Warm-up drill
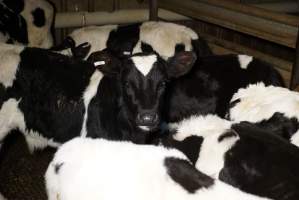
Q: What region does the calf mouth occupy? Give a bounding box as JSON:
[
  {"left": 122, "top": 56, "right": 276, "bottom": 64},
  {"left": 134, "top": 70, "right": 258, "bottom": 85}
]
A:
[{"left": 137, "top": 124, "right": 159, "bottom": 132}]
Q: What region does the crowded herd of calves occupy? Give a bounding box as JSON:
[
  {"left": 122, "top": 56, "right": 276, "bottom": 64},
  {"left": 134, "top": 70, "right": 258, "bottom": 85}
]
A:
[{"left": 1, "top": 17, "right": 299, "bottom": 200}]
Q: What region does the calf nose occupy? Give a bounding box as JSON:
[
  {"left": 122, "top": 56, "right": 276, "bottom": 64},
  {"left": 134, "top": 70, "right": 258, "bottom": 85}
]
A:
[{"left": 137, "top": 113, "right": 158, "bottom": 125}]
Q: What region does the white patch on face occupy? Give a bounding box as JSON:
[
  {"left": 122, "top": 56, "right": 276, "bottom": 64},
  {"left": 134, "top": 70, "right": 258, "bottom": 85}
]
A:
[
  {"left": 290, "top": 130, "right": 299, "bottom": 147},
  {"left": 138, "top": 126, "right": 150, "bottom": 131},
  {"left": 20, "top": 0, "right": 54, "bottom": 48},
  {"left": 25, "top": 130, "right": 60, "bottom": 152},
  {"left": 229, "top": 83, "right": 299, "bottom": 123},
  {"left": 80, "top": 70, "right": 104, "bottom": 137},
  {"left": 131, "top": 55, "right": 157, "bottom": 76},
  {"left": 0, "top": 44, "right": 24, "bottom": 88},
  {"left": 68, "top": 25, "right": 118, "bottom": 59},
  {"left": 133, "top": 21, "right": 198, "bottom": 59},
  {"left": 0, "top": 98, "right": 26, "bottom": 141},
  {"left": 238, "top": 55, "right": 253, "bottom": 69}
]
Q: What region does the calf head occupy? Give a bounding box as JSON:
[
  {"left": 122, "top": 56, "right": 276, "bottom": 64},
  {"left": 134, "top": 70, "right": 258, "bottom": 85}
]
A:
[{"left": 88, "top": 50, "right": 196, "bottom": 133}]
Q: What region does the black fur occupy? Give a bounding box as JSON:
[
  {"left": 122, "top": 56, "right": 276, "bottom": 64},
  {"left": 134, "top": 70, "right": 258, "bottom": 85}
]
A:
[
  {"left": 165, "top": 157, "right": 214, "bottom": 193},
  {"left": 54, "top": 162, "right": 64, "bottom": 174},
  {"left": 161, "top": 135, "right": 203, "bottom": 164},
  {"left": 218, "top": 130, "right": 238, "bottom": 142},
  {"left": 31, "top": 7, "right": 45, "bottom": 27},
  {"left": 219, "top": 122, "right": 299, "bottom": 200},
  {"left": 251, "top": 112, "right": 299, "bottom": 141},
  {"left": 164, "top": 54, "right": 285, "bottom": 123}
]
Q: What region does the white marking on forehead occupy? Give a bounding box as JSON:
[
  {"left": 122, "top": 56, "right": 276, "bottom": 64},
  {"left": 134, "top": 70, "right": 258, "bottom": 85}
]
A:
[
  {"left": 238, "top": 55, "right": 253, "bottom": 69},
  {"left": 131, "top": 55, "right": 157, "bottom": 76},
  {"left": 139, "top": 126, "right": 150, "bottom": 131}
]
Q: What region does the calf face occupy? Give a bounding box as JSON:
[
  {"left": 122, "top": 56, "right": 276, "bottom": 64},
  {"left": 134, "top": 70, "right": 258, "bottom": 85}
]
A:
[{"left": 88, "top": 51, "right": 196, "bottom": 133}]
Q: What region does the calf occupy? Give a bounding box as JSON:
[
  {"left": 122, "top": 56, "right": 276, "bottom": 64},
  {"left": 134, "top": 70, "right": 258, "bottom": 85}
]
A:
[
  {"left": 161, "top": 115, "right": 299, "bottom": 200},
  {"left": 0, "top": 0, "right": 55, "bottom": 48},
  {"left": 45, "top": 137, "right": 271, "bottom": 200},
  {"left": 53, "top": 21, "right": 212, "bottom": 59},
  {"left": 0, "top": 44, "right": 195, "bottom": 151},
  {"left": 227, "top": 83, "right": 299, "bottom": 146},
  {"left": 163, "top": 54, "right": 285, "bottom": 123}
]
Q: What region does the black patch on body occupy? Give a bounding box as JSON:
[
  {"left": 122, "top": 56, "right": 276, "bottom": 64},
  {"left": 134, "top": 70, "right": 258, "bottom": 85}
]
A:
[
  {"left": 31, "top": 8, "right": 46, "bottom": 27},
  {"left": 54, "top": 162, "right": 64, "bottom": 174},
  {"left": 219, "top": 122, "right": 299, "bottom": 200},
  {"left": 141, "top": 42, "right": 154, "bottom": 53},
  {"left": 218, "top": 130, "right": 238, "bottom": 142},
  {"left": 164, "top": 54, "right": 285, "bottom": 122},
  {"left": 7, "top": 47, "right": 96, "bottom": 143},
  {"left": 165, "top": 157, "right": 214, "bottom": 193},
  {"left": 161, "top": 135, "right": 203, "bottom": 164}
]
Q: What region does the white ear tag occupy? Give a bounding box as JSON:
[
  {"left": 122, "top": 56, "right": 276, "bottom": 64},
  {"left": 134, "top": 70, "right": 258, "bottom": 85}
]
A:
[
  {"left": 94, "top": 61, "right": 105, "bottom": 67},
  {"left": 123, "top": 51, "right": 131, "bottom": 55}
]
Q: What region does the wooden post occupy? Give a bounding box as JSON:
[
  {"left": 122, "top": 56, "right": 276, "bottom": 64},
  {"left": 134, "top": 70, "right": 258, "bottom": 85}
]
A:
[
  {"left": 290, "top": 28, "right": 299, "bottom": 90},
  {"left": 149, "top": 0, "right": 158, "bottom": 21}
]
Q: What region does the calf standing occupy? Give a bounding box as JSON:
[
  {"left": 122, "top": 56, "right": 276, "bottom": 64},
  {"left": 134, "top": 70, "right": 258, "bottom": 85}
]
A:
[{"left": 0, "top": 44, "right": 196, "bottom": 151}]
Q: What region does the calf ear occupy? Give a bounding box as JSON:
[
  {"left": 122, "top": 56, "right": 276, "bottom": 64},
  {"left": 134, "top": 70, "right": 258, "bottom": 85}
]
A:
[
  {"left": 167, "top": 51, "right": 197, "bottom": 78},
  {"left": 87, "top": 50, "right": 120, "bottom": 77}
]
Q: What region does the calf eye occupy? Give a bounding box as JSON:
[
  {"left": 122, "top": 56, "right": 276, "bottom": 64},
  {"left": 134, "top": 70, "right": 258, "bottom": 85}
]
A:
[{"left": 124, "top": 81, "right": 130, "bottom": 89}]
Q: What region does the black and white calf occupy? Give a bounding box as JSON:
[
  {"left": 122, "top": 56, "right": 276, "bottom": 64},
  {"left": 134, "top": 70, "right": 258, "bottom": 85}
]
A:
[
  {"left": 227, "top": 83, "right": 299, "bottom": 146},
  {"left": 45, "top": 137, "right": 271, "bottom": 200},
  {"left": 163, "top": 54, "right": 285, "bottom": 123},
  {"left": 0, "top": 44, "right": 195, "bottom": 150},
  {"left": 0, "top": 0, "right": 55, "bottom": 48},
  {"left": 53, "top": 21, "right": 212, "bottom": 59},
  {"left": 162, "top": 115, "right": 299, "bottom": 200}
]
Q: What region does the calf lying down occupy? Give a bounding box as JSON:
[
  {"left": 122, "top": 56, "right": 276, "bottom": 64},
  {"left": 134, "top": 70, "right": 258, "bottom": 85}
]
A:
[
  {"left": 164, "top": 115, "right": 299, "bottom": 200},
  {"left": 45, "top": 138, "right": 270, "bottom": 200},
  {"left": 227, "top": 83, "right": 299, "bottom": 146}
]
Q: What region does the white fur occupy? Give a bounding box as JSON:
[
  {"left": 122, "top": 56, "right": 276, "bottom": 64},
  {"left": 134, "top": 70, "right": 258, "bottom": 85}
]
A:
[
  {"left": 171, "top": 115, "right": 239, "bottom": 178},
  {"left": 80, "top": 70, "right": 104, "bottom": 137},
  {"left": 0, "top": 193, "right": 6, "bottom": 200},
  {"left": 173, "top": 114, "right": 232, "bottom": 141},
  {"left": 133, "top": 21, "right": 198, "bottom": 59},
  {"left": 68, "top": 25, "right": 117, "bottom": 59},
  {"left": 45, "top": 138, "right": 270, "bottom": 200},
  {"left": 0, "top": 44, "right": 24, "bottom": 88},
  {"left": 25, "top": 130, "right": 60, "bottom": 152},
  {"left": 131, "top": 54, "right": 157, "bottom": 76},
  {"left": 0, "top": 32, "right": 9, "bottom": 43},
  {"left": 229, "top": 83, "right": 299, "bottom": 146},
  {"left": 20, "top": 0, "right": 54, "bottom": 48},
  {"left": 238, "top": 55, "right": 253, "bottom": 69},
  {"left": 0, "top": 98, "right": 25, "bottom": 141}
]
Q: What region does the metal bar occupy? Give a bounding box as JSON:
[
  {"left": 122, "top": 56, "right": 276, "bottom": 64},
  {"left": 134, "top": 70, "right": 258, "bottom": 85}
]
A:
[
  {"left": 149, "top": 0, "right": 158, "bottom": 21},
  {"left": 290, "top": 27, "right": 299, "bottom": 89},
  {"left": 54, "top": 9, "right": 189, "bottom": 28},
  {"left": 158, "top": 0, "right": 298, "bottom": 48}
]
